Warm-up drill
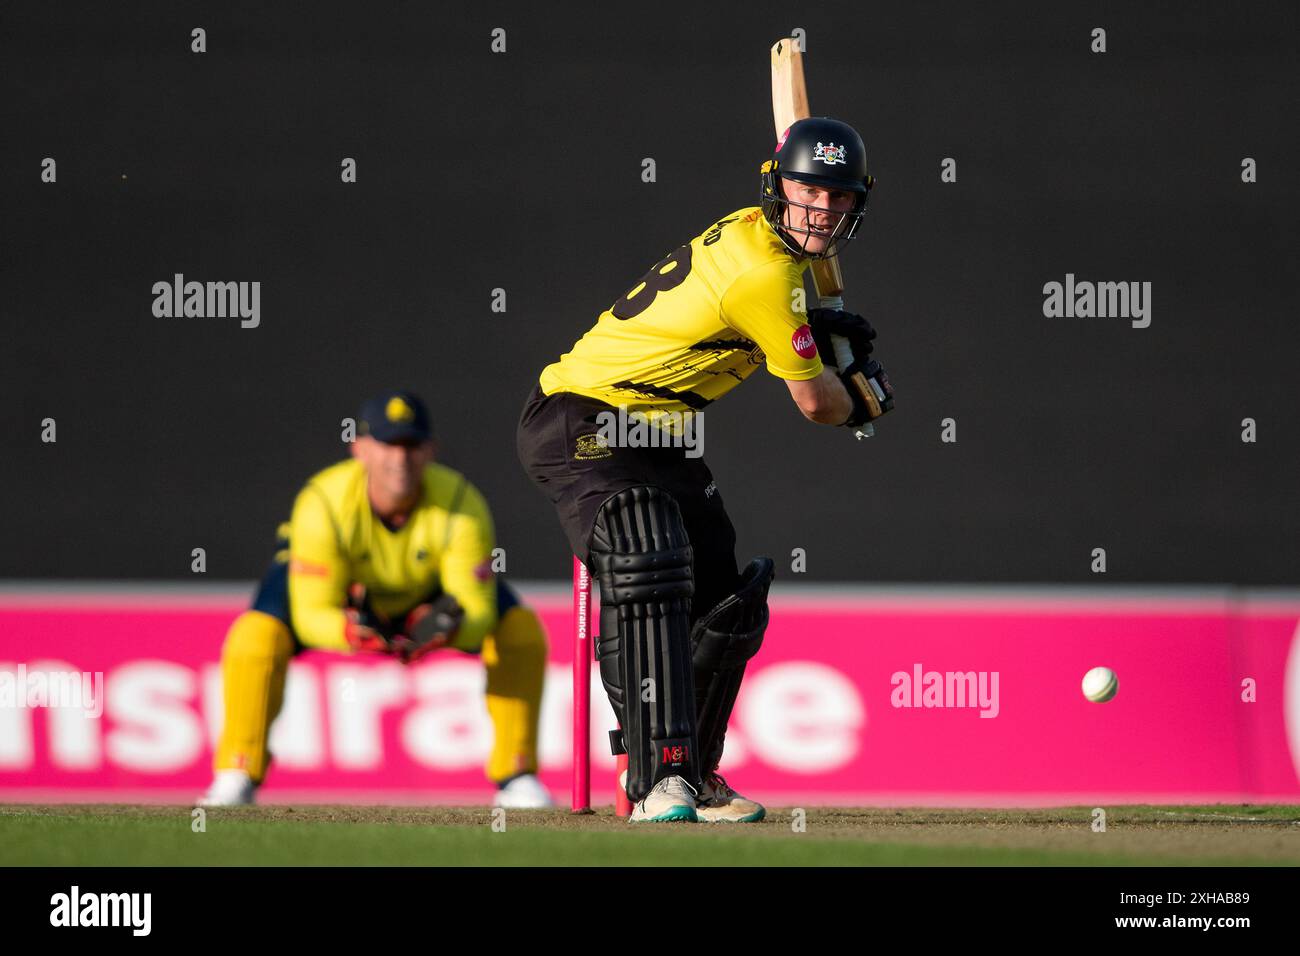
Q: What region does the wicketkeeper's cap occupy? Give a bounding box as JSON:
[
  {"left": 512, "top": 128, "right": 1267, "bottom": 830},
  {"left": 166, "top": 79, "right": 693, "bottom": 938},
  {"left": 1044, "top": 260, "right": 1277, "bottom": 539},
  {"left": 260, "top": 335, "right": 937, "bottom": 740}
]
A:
[{"left": 357, "top": 390, "right": 433, "bottom": 444}]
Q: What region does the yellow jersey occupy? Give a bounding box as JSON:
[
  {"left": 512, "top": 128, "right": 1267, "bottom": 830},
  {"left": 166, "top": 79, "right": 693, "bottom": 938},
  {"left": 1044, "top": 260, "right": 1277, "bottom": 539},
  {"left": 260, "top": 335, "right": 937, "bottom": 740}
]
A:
[
  {"left": 539, "top": 207, "right": 823, "bottom": 421},
  {"left": 284, "top": 459, "right": 496, "bottom": 652}
]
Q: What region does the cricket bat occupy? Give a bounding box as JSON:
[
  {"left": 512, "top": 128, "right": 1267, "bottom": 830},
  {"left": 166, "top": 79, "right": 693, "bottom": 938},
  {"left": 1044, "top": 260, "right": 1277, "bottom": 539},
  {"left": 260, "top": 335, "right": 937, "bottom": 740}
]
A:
[{"left": 770, "top": 36, "right": 876, "bottom": 439}]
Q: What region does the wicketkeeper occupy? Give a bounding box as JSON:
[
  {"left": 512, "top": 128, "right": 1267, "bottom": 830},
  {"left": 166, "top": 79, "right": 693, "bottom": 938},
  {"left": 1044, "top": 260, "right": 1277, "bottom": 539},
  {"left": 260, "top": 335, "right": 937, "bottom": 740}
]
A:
[
  {"left": 201, "top": 390, "right": 553, "bottom": 808},
  {"left": 516, "top": 117, "right": 891, "bottom": 822}
]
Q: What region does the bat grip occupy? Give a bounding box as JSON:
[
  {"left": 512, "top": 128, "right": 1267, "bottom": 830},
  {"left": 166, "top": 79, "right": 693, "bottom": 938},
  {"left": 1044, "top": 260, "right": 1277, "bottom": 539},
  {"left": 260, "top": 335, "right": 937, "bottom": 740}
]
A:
[
  {"left": 830, "top": 334, "right": 855, "bottom": 371},
  {"left": 819, "top": 298, "right": 874, "bottom": 440},
  {"left": 819, "top": 296, "right": 857, "bottom": 373}
]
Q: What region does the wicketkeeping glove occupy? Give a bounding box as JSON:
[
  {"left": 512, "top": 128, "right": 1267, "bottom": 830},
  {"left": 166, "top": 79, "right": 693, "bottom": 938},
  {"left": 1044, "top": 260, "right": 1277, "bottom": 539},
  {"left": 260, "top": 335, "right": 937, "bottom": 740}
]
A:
[
  {"left": 343, "top": 583, "right": 404, "bottom": 656},
  {"left": 398, "top": 593, "right": 465, "bottom": 664},
  {"left": 807, "top": 308, "right": 877, "bottom": 366},
  {"left": 344, "top": 609, "right": 401, "bottom": 655}
]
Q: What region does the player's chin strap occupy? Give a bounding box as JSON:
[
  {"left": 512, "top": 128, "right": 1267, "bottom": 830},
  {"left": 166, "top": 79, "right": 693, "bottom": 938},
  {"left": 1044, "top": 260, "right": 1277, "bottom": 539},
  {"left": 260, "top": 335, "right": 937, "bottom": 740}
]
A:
[
  {"left": 759, "top": 160, "right": 871, "bottom": 260},
  {"left": 689, "top": 556, "right": 775, "bottom": 775}
]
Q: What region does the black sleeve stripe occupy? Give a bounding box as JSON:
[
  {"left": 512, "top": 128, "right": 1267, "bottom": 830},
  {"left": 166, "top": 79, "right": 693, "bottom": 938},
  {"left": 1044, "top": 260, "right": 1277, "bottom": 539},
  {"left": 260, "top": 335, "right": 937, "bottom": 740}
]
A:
[
  {"left": 686, "top": 337, "right": 756, "bottom": 352},
  {"left": 611, "top": 380, "right": 713, "bottom": 410}
]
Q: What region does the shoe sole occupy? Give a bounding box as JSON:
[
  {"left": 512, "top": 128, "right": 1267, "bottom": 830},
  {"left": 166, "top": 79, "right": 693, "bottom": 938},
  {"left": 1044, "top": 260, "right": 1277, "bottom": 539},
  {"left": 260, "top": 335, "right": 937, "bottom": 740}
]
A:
[
  {"left": 696, "top": 807, "right": 766, "bottom": 823},
  {"left": 630, "top": 805, "right": 698, "bottom": 823}
]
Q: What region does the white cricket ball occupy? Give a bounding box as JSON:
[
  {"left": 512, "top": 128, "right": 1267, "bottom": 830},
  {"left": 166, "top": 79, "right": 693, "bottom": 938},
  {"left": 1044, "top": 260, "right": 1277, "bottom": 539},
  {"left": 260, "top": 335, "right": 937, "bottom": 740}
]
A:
[{"left": 1081, "top": 666, "right": 1119, "bottom": 703}]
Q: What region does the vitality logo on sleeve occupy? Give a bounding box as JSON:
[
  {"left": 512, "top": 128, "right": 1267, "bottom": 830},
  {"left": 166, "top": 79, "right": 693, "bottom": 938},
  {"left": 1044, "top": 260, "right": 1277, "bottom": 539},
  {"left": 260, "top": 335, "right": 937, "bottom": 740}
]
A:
[{"left": 791, "top": 324, "right": 817, "bottom": 358}]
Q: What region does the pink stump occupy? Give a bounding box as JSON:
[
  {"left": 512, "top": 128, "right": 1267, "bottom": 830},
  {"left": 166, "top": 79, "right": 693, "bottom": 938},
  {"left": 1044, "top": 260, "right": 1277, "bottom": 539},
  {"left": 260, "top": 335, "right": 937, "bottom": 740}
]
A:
[{"left": 571, "top": 556, "right": 591, "bottom": 813}]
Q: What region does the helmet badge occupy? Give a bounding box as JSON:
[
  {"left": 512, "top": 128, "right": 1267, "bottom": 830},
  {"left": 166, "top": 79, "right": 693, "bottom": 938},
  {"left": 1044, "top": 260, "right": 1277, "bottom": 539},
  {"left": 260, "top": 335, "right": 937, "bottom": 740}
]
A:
[
  {"left": 385, "top": 396, "right": 416, "bottom": 423},
  {"left": 812, "top": 141, "right": 847, "bottom": 166}
]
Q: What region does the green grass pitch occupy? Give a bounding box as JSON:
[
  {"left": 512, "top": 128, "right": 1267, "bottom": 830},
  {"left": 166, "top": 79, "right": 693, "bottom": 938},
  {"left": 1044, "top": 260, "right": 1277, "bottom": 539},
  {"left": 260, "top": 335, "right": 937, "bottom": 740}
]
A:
[{"left": 3, "top": 804, "right": 1298, "bottom": 866}]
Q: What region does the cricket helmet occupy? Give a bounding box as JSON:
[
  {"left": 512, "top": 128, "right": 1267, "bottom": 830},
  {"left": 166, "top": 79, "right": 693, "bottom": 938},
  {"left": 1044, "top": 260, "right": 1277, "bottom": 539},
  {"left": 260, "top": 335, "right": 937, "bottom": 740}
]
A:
[{"left": 760, "top": 116, "right": 874, "bottom": 259}]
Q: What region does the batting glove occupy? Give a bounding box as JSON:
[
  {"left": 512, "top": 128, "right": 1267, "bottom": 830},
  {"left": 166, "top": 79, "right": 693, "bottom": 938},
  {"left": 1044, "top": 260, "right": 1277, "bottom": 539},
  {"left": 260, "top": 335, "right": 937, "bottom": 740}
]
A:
[{"left": 807, "top": 308, "right": 877, "bottom": 365}]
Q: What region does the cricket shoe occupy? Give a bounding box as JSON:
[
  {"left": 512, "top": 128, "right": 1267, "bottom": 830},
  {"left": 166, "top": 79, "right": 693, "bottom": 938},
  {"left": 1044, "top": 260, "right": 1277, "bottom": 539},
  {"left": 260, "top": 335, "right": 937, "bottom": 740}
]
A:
[
  {"left": 197, "top": 769, "right": 256, "bottom": 807},
  {"left": 493, "top": 774, "right": 555, "bottom": 809},
  {"left": 695, "top": 772, "right": 765, "bottom": 823},
  {"left": 629, "top": 775, "right": 698, "bottom": 823}
]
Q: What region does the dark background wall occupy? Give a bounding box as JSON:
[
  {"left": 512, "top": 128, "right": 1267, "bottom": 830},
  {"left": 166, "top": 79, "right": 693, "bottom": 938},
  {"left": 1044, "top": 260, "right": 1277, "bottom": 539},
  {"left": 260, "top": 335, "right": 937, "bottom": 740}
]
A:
[{"left": 3, "top": 2, "right": 1296, "bottom": 584}]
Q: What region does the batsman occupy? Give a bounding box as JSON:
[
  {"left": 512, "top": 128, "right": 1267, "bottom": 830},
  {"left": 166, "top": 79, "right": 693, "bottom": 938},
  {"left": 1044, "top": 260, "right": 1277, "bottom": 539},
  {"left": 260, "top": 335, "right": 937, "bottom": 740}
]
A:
[
  {"left": 516, "top": 116, "right": 892, "bottom": 822},
  {"left": 201, "top": 390, "right": 553, "bottom": 809}
]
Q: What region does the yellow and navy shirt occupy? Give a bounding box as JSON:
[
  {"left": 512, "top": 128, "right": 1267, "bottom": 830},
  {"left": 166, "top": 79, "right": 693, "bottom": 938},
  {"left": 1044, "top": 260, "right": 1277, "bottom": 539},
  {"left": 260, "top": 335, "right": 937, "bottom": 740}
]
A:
[
  {"left": 284, "top": 459, "right": 496, "bottom": 652},
  {"left": 539, "top": 207, "right": 823, "bottom": 422}
]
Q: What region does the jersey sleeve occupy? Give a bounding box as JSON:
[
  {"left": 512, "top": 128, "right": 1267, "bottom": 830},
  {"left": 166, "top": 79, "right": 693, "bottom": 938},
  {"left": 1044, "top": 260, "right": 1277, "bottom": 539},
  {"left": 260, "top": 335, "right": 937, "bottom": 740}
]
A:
[
  {"left": 720, "top": 261, "right": 824, "bottom": 381},
  {"left": 440, "top": 480, "right": 498, "bottom": 652},
  {"left": 286, "top": 484, "right": 351, "bottom": 651}
]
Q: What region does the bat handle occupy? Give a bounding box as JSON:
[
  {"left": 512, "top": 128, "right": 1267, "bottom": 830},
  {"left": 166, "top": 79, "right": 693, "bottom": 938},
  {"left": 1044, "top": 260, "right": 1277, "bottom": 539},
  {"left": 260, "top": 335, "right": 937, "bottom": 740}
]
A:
[
  {"left": 828, "top": 329, "right": 873, "bottom": 441},
  {"left": 830, "top": 333, "right": 855, "bottom": 372},
  {"left": 818, "top": 295, "right": 856, "bottom": 370},
  {"left": 817, "top": 297, "right": 872, "bottom": 441}
]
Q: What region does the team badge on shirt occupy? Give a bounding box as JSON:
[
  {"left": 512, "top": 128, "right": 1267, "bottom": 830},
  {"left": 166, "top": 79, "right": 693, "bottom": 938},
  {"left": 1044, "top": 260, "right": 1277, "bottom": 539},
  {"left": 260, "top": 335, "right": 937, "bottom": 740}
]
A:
[{"left": 574, "top": 434, "right": 613, "bottom": 460}]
